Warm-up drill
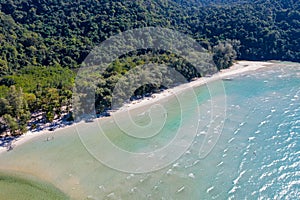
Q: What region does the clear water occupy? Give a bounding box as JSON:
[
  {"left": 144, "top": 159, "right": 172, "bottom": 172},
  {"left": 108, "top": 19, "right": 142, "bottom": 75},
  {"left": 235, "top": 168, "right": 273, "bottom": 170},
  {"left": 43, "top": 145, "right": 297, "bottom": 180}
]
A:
[
  {"left": 0, "top": 63, "right": 299, "bottom": 199},
  {"left": 0, "top": 172, "right": 69, "bottom": 200}
]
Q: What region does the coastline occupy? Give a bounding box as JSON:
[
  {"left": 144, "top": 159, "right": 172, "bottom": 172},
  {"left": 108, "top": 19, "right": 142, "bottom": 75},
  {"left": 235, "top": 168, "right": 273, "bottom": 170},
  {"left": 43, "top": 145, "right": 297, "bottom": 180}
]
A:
[
  {"left": 0, "top": 61, "right": 274, "bottom": 154},
  {"left": 116, "top": 60, "right": 275, "bottom": 111}
]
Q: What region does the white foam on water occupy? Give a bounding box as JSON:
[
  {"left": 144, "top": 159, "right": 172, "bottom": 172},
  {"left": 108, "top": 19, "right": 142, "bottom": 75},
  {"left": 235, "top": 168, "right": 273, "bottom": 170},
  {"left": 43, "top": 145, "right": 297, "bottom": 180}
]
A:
[
  {"left": 206, "top": 186, "right": 214, "bottom": 193},
  {"left": 166, "top": 169, "right": 173, "bottom": 175},
  {"left": 258, "top": 120, "right": 268, "bottom": 127},
  {"left": 153, "top": 185, "right": 158, "bottom": 191},
  {"left": 255, "top": 130, "right": 261, "bottom": 134},
  {"left": 176, "top": 186, "right": 185, "bottom": 193},
  {"left": 172, "top": 162, "right": 180, "bottom": 168},
  {"left": 232, "top": 170, "right": 246, "bottom": 186},
  {"left": 130, "top": 187, "right": 137, "bottom": 193},
  {"left": 192, "top": 160, "right": 200, "bottom": 166},
  {"left": 106, "top": 192, "right": 115, "bottom": 198},
  {"left": 98, "top": 185, "right": 105, "bottom": 191},
  {"left": 227, "top": 137, "right": 235, "bottom": 143},
  {"left": 233, "top": 128, "right": 240, "bottom": 135},
  {"left": 239, "top": 122, "right": 245, "bottom": 127},
  {"left": 188, "top": 173, "right": 195, "bottom": 179},
  {"left": 216, "top": 161, "right": 223, "bottom": 167}
]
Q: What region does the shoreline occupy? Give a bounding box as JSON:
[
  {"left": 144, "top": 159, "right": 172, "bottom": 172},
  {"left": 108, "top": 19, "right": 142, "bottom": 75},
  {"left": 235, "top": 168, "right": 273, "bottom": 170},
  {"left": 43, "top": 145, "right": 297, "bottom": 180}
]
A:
[
  {"left": 116, "top": 60, "right": 274, "bottom": 111},
  {"left": 0, "top": 60, "right": 275, "bottom": 154}
]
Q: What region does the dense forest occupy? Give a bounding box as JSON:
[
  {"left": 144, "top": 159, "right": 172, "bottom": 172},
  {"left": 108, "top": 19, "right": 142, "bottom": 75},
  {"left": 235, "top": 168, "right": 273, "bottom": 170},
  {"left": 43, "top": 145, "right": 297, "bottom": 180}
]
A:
[{"left": 0, "top": 0, "right": 299, "bottom": 135}]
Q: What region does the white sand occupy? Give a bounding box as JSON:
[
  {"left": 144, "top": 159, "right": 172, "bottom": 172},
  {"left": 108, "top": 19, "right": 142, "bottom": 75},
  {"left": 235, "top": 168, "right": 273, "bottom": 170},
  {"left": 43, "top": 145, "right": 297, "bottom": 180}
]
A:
[{"left": 0, "top": 61, "right": 274, "bottom": 154}]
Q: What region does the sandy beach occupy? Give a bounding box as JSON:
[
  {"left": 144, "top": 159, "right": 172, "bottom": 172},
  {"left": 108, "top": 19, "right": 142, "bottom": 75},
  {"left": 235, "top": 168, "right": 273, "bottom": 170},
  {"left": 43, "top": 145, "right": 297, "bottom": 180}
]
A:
[
  {"left": 0, "top": 61, "right": 274, "bottom": 154},
  {"left": 116, "top": 61, "right": 274, "bottom": 111}
]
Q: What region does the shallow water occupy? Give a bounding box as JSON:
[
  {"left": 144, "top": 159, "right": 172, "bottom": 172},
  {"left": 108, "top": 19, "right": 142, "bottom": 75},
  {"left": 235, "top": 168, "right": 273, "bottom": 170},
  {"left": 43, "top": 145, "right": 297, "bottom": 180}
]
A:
[
  {"left": 0, "top": 62, "right": 299, "bottom": 199},
  {"left": 0, "top": 172, "right": 69, "bottom": 200}
]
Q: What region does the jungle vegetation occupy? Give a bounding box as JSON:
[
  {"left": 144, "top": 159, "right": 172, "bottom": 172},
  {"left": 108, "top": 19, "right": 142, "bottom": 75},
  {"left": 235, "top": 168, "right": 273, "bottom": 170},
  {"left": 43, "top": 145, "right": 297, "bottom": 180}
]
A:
[{"left": 0, "top": 0, "right": 299, "bottom": 135}]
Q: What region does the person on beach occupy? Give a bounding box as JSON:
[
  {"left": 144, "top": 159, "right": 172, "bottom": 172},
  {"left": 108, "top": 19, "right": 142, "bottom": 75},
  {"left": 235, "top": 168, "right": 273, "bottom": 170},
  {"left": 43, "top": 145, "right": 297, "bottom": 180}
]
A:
[{"left": 6, "top": 142, "right": 15, "bottom": 151}]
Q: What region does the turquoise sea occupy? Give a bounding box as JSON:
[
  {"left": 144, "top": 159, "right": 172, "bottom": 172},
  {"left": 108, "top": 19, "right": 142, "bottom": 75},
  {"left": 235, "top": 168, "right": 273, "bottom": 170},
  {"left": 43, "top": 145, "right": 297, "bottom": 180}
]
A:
[{"left": 0, "top": 62, "right": 299, "bottom": 199}]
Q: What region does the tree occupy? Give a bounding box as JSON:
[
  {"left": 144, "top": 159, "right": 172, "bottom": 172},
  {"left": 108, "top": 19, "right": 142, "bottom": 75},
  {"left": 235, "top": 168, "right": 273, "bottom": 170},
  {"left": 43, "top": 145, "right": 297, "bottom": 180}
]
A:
[
  {"left": 0, "top": 98, "right": 10, "bottom": 116},
  {"left": 3, "top": 114, "right": 18, "bottom": 135},
  {"left": 0, "top": 86, "right": 30, "bottom": 135},
  {"left": 6, "top": 86, "right": 24, "bottom": 118},
  {"left": 42, "top": 88, "right": 60, "bottom": 122},
  {"left": 0, "top": 60, "right": 8, "bottom": 75},
  {"left": 213, "top": 41, "right": 237, "bottom": 70},
  {"left": 23, "top": 93, "right": 37, "bottom": 111}
]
